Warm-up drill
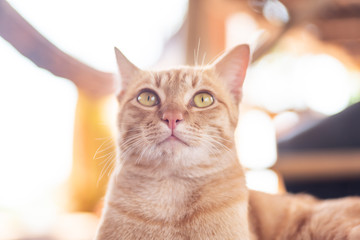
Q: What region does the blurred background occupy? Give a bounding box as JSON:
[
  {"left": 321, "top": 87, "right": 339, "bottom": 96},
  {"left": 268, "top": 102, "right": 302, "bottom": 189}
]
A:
[{"left": 1, "top": 0, "right": 360, "bottom": 239}]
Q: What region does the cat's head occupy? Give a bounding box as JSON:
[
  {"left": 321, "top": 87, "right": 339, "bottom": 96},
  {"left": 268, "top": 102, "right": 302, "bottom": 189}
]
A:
[{"left": 115, "top": 45, "right": 250, "bottom": 169}]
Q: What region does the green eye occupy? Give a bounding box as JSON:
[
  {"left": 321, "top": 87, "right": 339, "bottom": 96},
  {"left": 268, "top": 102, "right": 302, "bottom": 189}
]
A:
[
  {"left": 193, "top": 92, "right": 214, "bottom": 108},
  {"left": 137, "top": 91, "right": 159, "bottom": 107}
]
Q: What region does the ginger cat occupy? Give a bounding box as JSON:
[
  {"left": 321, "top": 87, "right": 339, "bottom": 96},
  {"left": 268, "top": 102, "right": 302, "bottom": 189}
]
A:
[{"left": 95, "top": 45, "right": 360, "bottom": 240}]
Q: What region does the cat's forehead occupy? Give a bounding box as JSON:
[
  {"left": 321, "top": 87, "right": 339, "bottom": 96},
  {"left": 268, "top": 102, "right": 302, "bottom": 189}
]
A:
[
  {"left": 154, "top": 69, "right": 197, "bottom": 87},
  {"left": 149, "top": 67, "right": 215, "bottom": 91}
]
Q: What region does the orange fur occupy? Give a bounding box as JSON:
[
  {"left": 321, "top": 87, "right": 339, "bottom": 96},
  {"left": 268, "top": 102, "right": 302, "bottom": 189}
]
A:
[
  {"left": 95, "top": 45, "right": 360, "bottom": 239},
  {"left": 249, "top": 190, "right": 360, "bottom": 240}
]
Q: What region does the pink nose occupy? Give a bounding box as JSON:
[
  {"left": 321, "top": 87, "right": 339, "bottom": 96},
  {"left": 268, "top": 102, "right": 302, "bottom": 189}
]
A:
[{"left": 162, "top": 111, "right": 183, "bottom": 130}]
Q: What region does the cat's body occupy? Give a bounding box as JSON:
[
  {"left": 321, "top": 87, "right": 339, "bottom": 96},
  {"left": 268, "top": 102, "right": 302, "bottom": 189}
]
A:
[
  {"left": 95, "top": 45, "right": 360, "bottom": 240},
  {"left": 98, "top": 159, "right": 249, "bottom": 240},
  {"left": 249, "top": 190, "right": 360, "bottom": 240}
]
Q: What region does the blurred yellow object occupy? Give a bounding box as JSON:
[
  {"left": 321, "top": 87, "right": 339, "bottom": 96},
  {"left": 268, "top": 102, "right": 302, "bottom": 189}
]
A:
[{"left": 68, "top": 91, "right": 116, "bottom": 212}]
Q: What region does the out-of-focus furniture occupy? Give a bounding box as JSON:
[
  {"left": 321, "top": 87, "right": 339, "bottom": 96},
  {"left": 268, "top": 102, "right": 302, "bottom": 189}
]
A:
[{"left": 276, "top": 102, "right": 360, "bottom": 198}]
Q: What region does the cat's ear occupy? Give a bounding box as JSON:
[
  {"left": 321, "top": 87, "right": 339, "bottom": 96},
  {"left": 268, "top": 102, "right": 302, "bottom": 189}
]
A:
[
  {"left": 212, "top": 44, "right": 250, "bottom": 104},
  {"left": 114, "top": 47, "right": 140, "bottom": 93}
]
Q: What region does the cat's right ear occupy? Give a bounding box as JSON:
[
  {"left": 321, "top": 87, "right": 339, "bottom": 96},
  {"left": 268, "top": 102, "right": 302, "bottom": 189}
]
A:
[
  {"left": 212, "top": 44, "right": 250, "bottom": 105},
  {"left": 114, "top": 47, "right": 140, "bottom": 95}
]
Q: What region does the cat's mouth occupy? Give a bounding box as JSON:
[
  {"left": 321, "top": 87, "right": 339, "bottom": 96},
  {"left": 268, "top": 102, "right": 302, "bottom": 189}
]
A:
[{"left": 159, "top": 134, "right": 189, "bottom": 146}]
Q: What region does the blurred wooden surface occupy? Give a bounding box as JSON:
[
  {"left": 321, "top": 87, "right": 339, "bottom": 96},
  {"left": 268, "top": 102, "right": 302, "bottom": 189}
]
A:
[{"left": 274, "top": 150, "right": 360, "bottom": 181}]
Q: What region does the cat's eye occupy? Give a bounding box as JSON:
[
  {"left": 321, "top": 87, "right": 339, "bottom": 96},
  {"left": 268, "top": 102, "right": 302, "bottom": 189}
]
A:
[
  {"left": 193, "top": 92, "right": 214, "bottom": 108},
  {"left": 137, "top": 91, "right": 159, "bottom": 107}
]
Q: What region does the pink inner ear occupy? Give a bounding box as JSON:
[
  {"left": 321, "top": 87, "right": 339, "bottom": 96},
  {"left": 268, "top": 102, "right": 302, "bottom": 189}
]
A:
[
  {"left": 231, "top": 60, "right": 248, "bottom": 101},
  {"left": 213, "top": 45, "right": 250, "bottom": 103},
  {"left": 114, "top": 47, "right": 140, "bottom": 92}
]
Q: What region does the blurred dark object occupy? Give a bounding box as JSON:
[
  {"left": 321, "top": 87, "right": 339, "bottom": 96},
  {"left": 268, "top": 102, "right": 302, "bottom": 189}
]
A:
[
  {"left": 276, "top": 102, "right": 360, "bottom": 199},
  {"left": 278, "top": 102, "right": 360, "bottom": 151},
  {"left": 286, "top": 178, "right": 360, "bottom": 199}
]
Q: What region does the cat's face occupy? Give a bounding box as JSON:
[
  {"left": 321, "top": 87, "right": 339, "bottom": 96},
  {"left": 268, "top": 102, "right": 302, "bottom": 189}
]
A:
[{"left": 115, "top": 45, "right": 250, "bottom": 168}]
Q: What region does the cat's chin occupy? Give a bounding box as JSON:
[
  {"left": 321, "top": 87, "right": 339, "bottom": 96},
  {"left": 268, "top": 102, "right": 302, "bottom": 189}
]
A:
[{"left": 150, "top": 135, "right": 193, "bottom": 161}]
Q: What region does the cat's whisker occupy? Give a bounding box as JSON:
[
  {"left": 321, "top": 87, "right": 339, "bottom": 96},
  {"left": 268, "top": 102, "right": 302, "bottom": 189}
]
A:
[
  {"left": 120, "top": 137, "right": 142, "bottom": 149},
  {"left": 97, "top": 151, "right": 116, "bottom": 185},
  {"left": 201, "top": 52, "right": 207, "bottom": 67},
  {"left": 97, "top": 160, "right": 114, "bottom": 186},
  {"left": 107, "top": 164, "right": 116, "bottom": 177},
  {"left": 209, "top": 138, "right": 233, "bottom": 153},
  {"left": 141, "top": 144, "right": 152, "bottom": 156},
  {"left": 207, "top": 48, "right": 226, "bottom": 67},
  {"left": 93, "top": 137, "right": 116, "bottom": 160},
  {"left": 201, "top": 127, "right": 233, "bottom": 143},
  {"left": 197, "top": 38, "right": 201, "bottom": 66},
  {"left": 95, "top": 151, "right": 115, "bottom": 161},
  {"left": 119, "top": 136, "right": 146, "bottom": 161},
  {"left": 193, "top": 49, "right": 197, "bottom": 67},
  {"left": 192, "top": 131, "right": 232, "bottom": 143},
  {"left": 121, "top": 134, "right": 144, "bottom": 146},
  {"left": 192, "top": 133, "right": 233, "bottom": 155},
  {"left": 135, "top": 146, "right": 148, "bottom": 165},
  {"left": 206, "top": 134, "right": 233, "bottom": 145},
  {"left": 180, "top": 128, "right": 233, "bottom": 147},
  {"left": 99, "top": 152, "right": 115, "bottom": 170},
  {"left": 119, "top": 145, "right": 139, "bottom": 159},
  {"left": 119, "top": 140, "right": 137, "bottom": 151},
  {"left": 117, "top": 122, "right": 145, "bottom": 127},
  {"left": 120, "top": 130, "right": 143, "bottom": 136},
  {"left": 193, "top": 38, "right": 201, "bottom": 67},
  {"left": 98, "top": 151, "right": 117, "bottom": 165},
  {"left": 94, "top": 145, "right": 116, "bottom": 158}
]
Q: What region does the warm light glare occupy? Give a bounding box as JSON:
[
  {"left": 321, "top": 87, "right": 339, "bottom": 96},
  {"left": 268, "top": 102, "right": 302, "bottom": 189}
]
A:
[
  {"left": 236, "top": 110, "right": 277, "bottom": 169},
  {"left": 294, "top": 55, "right": 351, "bottom": 115},
  {"left": 245, "top": 53, "right": 352, "bottom": 115},
  {"left": 245, "top": 53, "right": 307, "bottom": 112},
  {"left": 8, "top": 0, "right": 188, "bottom": 71},
  {"left": 226, "top": 13, "right": 263, "bottom": 51},
  {"left": 246, "top": 169, "right": 280, "bottom": 194},
  {"left": 273, "top": 111, "right": 300, "bottom": 137},
  {"left": 0, "top": 38, "right": 77, "bottom": 208},
  {"left": 0, "top": 37, "right": 77, "bottom": 238}
]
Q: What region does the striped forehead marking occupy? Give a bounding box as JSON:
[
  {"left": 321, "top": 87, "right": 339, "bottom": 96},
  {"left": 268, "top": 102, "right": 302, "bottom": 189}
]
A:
[{"left": 152, "top": 69, "right": 201, "bottom": 89}]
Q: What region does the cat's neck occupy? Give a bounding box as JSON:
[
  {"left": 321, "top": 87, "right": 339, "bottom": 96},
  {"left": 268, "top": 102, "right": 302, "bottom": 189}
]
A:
[
  {"left": 106, "top": 150, "right": 247, "bottom": 224},
  {"left": 118, "top": 149, "right": 241, "bottom": 180},
  {"left": 111, "top": 154, "right": 246, "bottom": 201}
]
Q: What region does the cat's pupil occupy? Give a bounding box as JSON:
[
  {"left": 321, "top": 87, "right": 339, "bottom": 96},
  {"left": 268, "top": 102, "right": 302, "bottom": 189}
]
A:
[
  {"left": 147, "top": 95, "right": 150, "bottom": 101},
  {"left": 202, "top": 96, "right": 204, "bottom": 102}
]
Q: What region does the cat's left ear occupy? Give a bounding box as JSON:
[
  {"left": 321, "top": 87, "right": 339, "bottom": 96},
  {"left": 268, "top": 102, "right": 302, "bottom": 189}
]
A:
[
  {"left": 212, "top": 44, "right": 250, "bottom": 104},
  {"left": 114, "top": 47, "right": 141, "bottom": 93}
]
